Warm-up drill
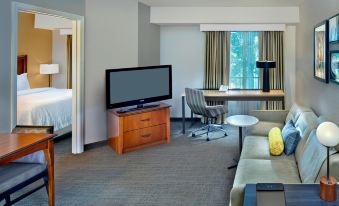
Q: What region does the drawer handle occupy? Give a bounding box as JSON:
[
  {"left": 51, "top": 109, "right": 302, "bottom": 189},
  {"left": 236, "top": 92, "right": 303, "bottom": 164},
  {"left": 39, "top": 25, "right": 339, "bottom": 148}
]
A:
[
  {"left": 140, "top": 118, "right": 150, "bottom": 122},
  {"left": 141, "top": 133, "right": 151, "bottom": 138}
]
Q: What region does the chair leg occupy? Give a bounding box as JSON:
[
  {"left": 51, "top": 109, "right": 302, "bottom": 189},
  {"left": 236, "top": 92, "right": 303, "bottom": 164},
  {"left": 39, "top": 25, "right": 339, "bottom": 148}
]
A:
[
  {"left": 206, "top": 118, "right": 211, "bottom": 141},
  {"left": 4, "top": 195, "right": 11, "bottom": 206},
  {"left": 43, "top": 176, "right": 49, "bottom": 194}
]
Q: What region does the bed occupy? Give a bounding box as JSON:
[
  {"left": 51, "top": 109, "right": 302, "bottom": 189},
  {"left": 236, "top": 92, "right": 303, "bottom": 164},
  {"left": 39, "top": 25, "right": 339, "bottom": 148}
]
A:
[{"left": 17, "top": 55, "right": 72, "bottom": 133}]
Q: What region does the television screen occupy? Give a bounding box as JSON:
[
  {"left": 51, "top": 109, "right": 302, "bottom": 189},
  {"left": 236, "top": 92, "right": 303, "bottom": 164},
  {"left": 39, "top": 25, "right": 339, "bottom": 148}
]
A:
[{"left": 106, "top": 65, "right": 172, "bottom": 109}]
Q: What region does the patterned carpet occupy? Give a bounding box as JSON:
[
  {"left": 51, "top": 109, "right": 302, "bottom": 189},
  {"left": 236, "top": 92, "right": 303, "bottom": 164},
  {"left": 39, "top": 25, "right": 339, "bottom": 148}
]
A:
[{"left": 10, "top": 121, "right": 239, "bottom": 206}]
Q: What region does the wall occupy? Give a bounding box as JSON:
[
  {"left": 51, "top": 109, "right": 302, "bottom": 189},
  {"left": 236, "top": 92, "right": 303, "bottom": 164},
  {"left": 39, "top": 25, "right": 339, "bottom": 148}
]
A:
[
  {"left": 85, "top": 0, "right": 139, "bottom": 144},
  {"left": 284, "top": 25, "right": 296, "bottom": 109},
  {"left": 52, "top": 30, "right": 68, "bottom": 89},
  {"left": 138, "top": 3, "right": 160, "bottom": 66},
  {"left": 18, "top": 12, "right": 51, "bottom": 88},
  {"left": 160, "top": 26, "right": 205, "bottom": 117},
  {"left": 0, "top": 0, "right": 85, "bottom": 132},
  {"left": 296, "top": 0, "right": 339, "bottom": 123},
  {"left": 151, "top": 7, "right": 299, "bottom": 24},
  {"left": 160, "top": 25, "right": 297, "bottom": 117}
]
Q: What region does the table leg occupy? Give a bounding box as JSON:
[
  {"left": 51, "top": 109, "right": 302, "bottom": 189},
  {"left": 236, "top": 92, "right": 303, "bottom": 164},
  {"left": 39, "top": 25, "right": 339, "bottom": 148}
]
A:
[
  {"left": 228, "top": 126, "right": 243, "bottom": 170},
  {"left": 282, "top": 98, "right": 285, "bottom": 110},
  {"left": 44, "top": 140, "right": 55, "bottom": 206},
  {"left": 182, "top": 95, "right": 186, "bottom": 134},
  {"left": 239, "top": 127, "right": 243, "bottom": 153},
  {"left": 190, "top": 110, "right": 194, "bottom": 127}
]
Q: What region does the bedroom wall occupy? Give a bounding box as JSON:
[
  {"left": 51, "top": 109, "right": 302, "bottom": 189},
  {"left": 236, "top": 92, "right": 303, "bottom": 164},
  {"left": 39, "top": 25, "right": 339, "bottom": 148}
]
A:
[
  {"left": 18, "top": 12, "right": 52, "bottom": 88},
  {"left": 0, "top": 0, "right": 85, "bottom": 132},
  {"left": 138, "top": 3, "right": 160, "bottom": 66},
  {"left": 296, "top": 0, "right": 339, "bottom": 124},
  {"left": 52, "top": 30, "right": 68, "bottom": 89}
]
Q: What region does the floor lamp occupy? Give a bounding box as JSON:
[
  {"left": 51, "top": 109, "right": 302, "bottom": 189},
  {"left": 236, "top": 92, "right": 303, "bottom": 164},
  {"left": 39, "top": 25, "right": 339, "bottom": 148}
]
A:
[
  {"left": 316, "top": 122, "right": 339, "bottom": 202},
  {"left": 40, "top": 64, "right": 59, "bottom": 87},
  {"left": 256, "top": 61, "right": 276, "bottom": 92}
]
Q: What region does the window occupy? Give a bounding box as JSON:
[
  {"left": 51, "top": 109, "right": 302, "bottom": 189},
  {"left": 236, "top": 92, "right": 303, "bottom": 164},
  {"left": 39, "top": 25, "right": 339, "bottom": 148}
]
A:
[{"left": 229, "top": 32, "right": 260, "bottom": 89}]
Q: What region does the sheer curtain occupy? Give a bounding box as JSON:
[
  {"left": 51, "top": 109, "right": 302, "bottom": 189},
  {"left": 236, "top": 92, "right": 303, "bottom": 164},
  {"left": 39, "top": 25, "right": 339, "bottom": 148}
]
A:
[{"left": 228, "top": 32, "right": 260, "bottom": 115}]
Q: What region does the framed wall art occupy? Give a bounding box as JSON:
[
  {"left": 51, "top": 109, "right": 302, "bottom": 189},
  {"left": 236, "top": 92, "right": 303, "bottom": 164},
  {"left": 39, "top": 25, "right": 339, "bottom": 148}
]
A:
[
  {"left": 314, "top": 21, "right": 329, "bottom": 83},
  {"left": 329, "top": 13, "right": 339, "bottom": 42},
  {"left": 330, "top": 50, "right": 339, "bottom": 84}
]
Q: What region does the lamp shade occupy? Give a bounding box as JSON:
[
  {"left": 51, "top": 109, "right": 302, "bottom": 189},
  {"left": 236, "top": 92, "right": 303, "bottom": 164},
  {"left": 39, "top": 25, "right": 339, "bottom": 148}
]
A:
[
  {"left": 256, "top": 61, "right": 276, "bottom": 68},
  {"left": 316, "top": 122, "right": 339, "bottom": 147},
  {"left": 40, "top": 64, "right": 59, "bottom": 74}
]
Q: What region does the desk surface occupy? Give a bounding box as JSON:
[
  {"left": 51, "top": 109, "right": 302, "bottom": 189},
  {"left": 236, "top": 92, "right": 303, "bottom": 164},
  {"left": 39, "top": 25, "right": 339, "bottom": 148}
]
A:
[
  {"left": 244, "top": 184, "right": 339, "bottom": 206},
  {"left": 182, "top": 89, "right": 285, "bottom": 98},
  {"left": 0, "top": 133, "right": 54, "bottom": 161}
]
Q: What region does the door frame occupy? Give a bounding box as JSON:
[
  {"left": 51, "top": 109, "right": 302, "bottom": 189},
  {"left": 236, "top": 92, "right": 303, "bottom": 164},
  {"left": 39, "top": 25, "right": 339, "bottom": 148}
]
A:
[{"left": 11, "top": 2, "right": 85, "bottom": 154}]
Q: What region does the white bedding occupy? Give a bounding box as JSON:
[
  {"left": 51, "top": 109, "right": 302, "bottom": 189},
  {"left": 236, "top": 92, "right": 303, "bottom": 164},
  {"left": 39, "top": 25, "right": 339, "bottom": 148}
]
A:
[{"left": 17, "top": 88, "right": 72, "bottom": 131}]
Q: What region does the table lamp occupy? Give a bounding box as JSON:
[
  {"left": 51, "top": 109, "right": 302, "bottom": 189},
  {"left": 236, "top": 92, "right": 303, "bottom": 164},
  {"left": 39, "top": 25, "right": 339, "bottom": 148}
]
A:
[
  {"left": 316, "top": 122, "right": 339, "bottom": 202},
  {"left": 40, "top": 64, "right": 59, "bottom": 87},
  {"left": 256, "top": 60, "right": 276, "bottom": 92}
]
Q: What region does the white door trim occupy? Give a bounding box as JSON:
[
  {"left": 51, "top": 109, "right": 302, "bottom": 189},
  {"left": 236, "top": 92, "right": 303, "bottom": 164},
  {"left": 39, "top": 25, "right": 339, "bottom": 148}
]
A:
[{"left": 11, "top": 2, "right": 85, "bottom": 154}]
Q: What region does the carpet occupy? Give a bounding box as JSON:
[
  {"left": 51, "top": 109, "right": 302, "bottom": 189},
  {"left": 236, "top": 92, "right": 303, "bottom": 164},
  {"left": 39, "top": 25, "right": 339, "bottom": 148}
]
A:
[{"left": 10, "top": 122, "right": 239, "bottom": 206}]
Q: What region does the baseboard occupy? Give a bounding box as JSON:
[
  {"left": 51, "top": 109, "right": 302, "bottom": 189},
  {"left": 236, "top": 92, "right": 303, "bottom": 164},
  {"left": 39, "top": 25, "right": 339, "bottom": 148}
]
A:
[{"left": 84, "top": 140, "right": 108, "bottom": 151}]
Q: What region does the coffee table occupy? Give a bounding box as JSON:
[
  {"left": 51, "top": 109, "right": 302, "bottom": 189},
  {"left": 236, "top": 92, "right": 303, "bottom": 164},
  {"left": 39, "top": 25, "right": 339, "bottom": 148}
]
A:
[{"left": 226, "top": 115, "right": 258, "bottom": 169}]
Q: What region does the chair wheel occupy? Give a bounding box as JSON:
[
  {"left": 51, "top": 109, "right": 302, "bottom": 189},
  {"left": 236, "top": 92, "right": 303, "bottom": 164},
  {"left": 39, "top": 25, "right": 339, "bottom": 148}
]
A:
[
  {"left": 225, "top": 132, "right": 228, "bottom": 136},
  {"left": 206, "top": 138, "right": 210, "bottom": 141},
  {"left": 192, "top": 133, "right": 196, "bottom": 137}
]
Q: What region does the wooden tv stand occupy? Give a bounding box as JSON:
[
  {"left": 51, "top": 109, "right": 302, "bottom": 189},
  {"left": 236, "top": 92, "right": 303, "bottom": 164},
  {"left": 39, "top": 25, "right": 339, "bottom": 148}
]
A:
[{"left": 107, "top": 103, "right": 170, "bottom": 154}]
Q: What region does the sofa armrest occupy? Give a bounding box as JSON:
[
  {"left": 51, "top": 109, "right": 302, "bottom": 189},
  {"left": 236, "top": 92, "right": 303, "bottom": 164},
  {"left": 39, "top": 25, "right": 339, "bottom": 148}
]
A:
[
  {"left": 230, "top": 184, "right": 246, "bottom": 206},
  {"left": 249, "top": 110, "right": 289, "bottom": 123}
]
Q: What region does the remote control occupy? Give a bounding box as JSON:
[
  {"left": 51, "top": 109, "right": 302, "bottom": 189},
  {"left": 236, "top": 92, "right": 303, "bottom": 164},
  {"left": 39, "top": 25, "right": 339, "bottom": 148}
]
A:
[{"left": 256, "top": 183, "right": 284, "bottom": 191}]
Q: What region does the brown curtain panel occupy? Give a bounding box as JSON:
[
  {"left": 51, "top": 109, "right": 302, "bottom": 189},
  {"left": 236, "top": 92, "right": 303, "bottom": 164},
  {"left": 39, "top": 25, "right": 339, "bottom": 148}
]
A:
[
  {"left": 259, "top": 31, "right": 284, "bottom": 110},
  {"left": 204, "top": 31, "right": 230, "bottom": 89},
  {"left": 204, "top": 31, "right": 230, "bottom": 123},
  {"left": 67, "top": 35, "right": 72, "bottom": 89}
]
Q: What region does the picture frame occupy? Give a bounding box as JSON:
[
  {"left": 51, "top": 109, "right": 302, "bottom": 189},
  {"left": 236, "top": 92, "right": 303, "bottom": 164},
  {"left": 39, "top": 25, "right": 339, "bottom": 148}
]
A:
[
  {"left": 314, "top": 21, "right": 329, "bottom": 83},
  {"left": 329, "top": 13, "right": 339, "bottom": 42},
  {"left": 330, "top": 50, "right": 339, "bottom": 84}
]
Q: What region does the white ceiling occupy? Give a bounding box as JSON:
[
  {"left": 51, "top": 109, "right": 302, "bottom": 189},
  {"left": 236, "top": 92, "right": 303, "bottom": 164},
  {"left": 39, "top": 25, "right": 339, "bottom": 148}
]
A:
[{"left": 139, "top": 0, "right": 304, "bottom": 7}]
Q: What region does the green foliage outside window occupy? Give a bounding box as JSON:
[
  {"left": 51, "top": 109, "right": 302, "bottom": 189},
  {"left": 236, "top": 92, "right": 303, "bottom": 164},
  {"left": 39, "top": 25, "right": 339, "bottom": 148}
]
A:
[{"left": 229, "top": 32, "right": 260, "bottom": 89}]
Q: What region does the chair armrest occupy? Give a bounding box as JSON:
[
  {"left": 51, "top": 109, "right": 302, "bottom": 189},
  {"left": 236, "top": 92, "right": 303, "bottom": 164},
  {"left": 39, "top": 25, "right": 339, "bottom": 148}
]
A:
[{"left": 249, "top": 110, "right": 289, "bottom": 123}]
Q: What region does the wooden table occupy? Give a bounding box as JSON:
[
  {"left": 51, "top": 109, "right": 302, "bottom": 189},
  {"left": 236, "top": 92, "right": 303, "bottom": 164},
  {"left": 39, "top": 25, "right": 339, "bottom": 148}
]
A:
[
  {"left": 181, "top": 89, "right": 285, "bottom": 134},
  {"left": 226, "top": 115, "right": 258, "bottom": 169},
  {"left": 244, "top": 184, "right": 339, "bottom": 206},
  {"left": 0, "top": 133, "right": 55, "bottom": 206}
]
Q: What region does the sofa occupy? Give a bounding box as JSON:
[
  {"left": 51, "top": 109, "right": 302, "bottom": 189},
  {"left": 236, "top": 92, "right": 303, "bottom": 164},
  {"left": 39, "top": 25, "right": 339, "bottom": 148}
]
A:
[{"left": 230, "top": 104, "right": 339, "bottom": 206}]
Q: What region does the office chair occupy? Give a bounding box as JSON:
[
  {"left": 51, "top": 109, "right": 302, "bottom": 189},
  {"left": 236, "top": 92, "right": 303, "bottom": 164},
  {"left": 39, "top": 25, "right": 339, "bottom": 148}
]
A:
[{"left": 185, "top": 88, "right": 228, "bottom": 141}]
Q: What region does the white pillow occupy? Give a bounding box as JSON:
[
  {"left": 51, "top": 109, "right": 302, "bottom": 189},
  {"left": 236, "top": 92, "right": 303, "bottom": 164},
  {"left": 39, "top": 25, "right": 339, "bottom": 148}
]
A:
[{"left": 17, "top": 73, "right": 30, "bottom": 91}]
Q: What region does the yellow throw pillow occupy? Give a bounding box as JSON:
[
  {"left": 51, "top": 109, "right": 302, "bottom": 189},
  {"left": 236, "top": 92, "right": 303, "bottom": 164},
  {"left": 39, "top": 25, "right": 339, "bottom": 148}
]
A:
[{"left": 268, "top": 127, "right": 284, "bottom": 156}]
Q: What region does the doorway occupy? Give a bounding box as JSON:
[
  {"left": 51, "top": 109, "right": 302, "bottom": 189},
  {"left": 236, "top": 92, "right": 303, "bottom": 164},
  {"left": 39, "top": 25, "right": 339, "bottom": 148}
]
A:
[{"left": 11, "top": 2, "right": 85, "bottom": 154}]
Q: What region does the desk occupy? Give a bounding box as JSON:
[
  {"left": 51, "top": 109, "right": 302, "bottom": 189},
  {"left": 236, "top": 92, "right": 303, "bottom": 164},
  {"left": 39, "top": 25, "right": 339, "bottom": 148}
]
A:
[
  {"left": 181, "top": 89, "right": 285, "bottom": 134},
  {"left": 0, "top": 133, "right": 55, "bottom": 206},
  {"left": 244, "top": 184, "right": 339, "bottom": 206}
]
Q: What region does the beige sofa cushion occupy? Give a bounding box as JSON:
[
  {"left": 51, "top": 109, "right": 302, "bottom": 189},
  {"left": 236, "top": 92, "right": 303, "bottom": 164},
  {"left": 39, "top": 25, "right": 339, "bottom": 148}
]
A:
[
  {"left": 240, "top": 136, "right": 295, "bottom": 162},
  {"left": 246, "top": 121, "right": 284, "bottom": 137},
  {"left": 230, "top": 159, "right": 301, "bottom": 206},
  {"left": 285, "top": 103, "right": 313, "bottom": 124},
  {"left": 294, "top": 112, "right": 318, "bottom": 164}
]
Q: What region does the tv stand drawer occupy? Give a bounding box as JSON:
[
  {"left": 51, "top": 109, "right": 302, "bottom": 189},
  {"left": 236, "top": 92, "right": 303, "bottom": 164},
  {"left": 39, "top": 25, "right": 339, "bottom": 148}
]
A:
[
  {"left": 124, "top": 124, "right": 165, "bottom": 149},
  {"left": 107, "top": 103, "right": 170, "bottom": 154},
  {"left": 123, "top": 109, "right": 166, "bottom": 132}
]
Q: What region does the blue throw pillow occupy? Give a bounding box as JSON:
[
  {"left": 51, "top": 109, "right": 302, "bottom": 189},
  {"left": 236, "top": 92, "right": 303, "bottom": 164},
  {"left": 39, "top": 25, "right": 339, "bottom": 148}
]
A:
[{"left": 282, "top": 120, "right": 301, "bottom": 155}]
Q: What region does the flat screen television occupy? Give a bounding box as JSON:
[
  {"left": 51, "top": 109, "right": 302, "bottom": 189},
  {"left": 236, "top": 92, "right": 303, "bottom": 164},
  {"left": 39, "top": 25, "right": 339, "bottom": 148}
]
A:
[{"left": 106, "top": 65, "right": 172, "bottom": 110}]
